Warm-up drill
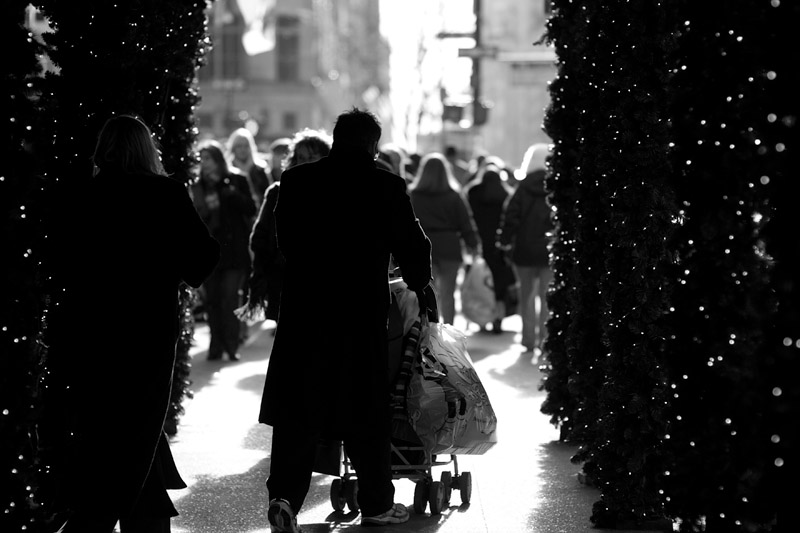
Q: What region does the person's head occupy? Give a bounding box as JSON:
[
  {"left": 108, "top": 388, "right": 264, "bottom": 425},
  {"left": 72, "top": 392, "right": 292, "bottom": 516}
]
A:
[
  {"left": 92, "top": 114, "right": 165, "bottom": 176},
  {"left": 226, "top": 127, "right": 259, "bottom": 165},
  {"left": 332, "top": 107, "right": 382, "bottom": 155},
  {"left": 197, "top": 139, "right": 229, "bottom": 181},
  {"left": 444, "top": 145, "right": 459, "bottom": 161},
  {"left": 408, "top": 152, "right": 461, "bottom": 193},
  {"left": 286, "top": 128, "right": 332, "bottom": 169}
]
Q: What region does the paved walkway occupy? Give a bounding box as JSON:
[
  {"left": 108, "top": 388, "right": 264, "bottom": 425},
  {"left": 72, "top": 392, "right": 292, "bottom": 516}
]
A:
[{"left": 168, "top": 314, "right": 668, "bottom": 533}]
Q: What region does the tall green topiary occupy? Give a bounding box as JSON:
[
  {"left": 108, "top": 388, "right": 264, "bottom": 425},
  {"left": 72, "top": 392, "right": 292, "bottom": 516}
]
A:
[
  {"left": 0, "top": 3, "right": 58, "bottom": 531},
  {"left": 1, "top": 2, "right": 212, "bottom": 529},
  {"left": 663, "top": 1, "right": 798, "bottom": 531}
]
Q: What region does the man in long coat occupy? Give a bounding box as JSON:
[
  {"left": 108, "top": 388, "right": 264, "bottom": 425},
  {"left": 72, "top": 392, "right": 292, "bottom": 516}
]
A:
[{"left": 260, "top": 108, "right": 432, "bottom": 531}]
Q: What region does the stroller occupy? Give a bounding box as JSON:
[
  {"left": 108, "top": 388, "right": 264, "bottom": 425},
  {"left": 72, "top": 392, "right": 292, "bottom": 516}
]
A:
[{"left": 316, "top": 277, "right": 478, "bottom": 516}]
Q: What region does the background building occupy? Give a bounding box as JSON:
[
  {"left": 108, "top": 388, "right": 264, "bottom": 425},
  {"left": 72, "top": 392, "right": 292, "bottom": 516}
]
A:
[
  {"left": 197, "top": 0, "right": 390, "bottom": 149},
  {"left": 435, "top": 0, "right": 555, "bottom": 169}
]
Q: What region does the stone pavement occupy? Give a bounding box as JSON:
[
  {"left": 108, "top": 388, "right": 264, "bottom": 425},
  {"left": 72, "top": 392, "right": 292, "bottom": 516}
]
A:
[{"left": 168, "top": 314, "right": 669, "bottom": 533}]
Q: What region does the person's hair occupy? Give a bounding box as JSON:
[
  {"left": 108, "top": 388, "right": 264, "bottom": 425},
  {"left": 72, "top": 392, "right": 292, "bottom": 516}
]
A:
[
  {"left": 408, "top": 152, "right": 461, "bottom": 193},
  {"left": 198, "top": 139, "right": 231, "bottom": 177},
  {"left": 286, "top": 128, "right": 332, "bottom": 169},
  {"left": 332, "top": 107, "right": 381, "bottom": 152},
  {"left": 226, "top": 127, "right": 262, "bottom": 166},
  {"left": 92, "top": 114, "right": 165, "bottom": 175}
]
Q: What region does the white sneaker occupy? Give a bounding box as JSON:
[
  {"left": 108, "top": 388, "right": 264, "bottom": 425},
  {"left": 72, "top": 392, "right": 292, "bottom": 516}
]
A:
[
  {"left": 361, "top": 503, "right": 410, "bottom": 527},
  {"left": 268, "top": 498, "right": 302, "bottom": 533}
]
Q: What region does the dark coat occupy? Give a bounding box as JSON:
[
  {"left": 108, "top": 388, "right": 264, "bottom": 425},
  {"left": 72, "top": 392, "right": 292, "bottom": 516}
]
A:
[
  {"left": 247, "top": 180, "right": 284, "bottom": 321},
  {"left": 190, "top": 170, "right": 256, "bottom": 271},
  {"left": 409, "top": 189, "right": 479, "bottom": 263},
  {"left": 259, "top": 146, "right": 432, "bottom": 431},
  {"left": 465, "top": 171, "right": 517, "bottom": 297},
  {"left": 498, "top": 169, "right": 553, "bottom": 267},
  {"left": 45, "top": 170, "right": 220, "bottom": 518}
]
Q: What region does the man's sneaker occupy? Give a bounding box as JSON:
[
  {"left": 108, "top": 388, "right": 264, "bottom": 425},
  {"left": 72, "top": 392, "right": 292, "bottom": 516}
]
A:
[
  {"left": 268, "top": 498, "right": 301, "bottom": 533},
  {"left": 361, "top": 503, "right": 410, "bottom": 527}
]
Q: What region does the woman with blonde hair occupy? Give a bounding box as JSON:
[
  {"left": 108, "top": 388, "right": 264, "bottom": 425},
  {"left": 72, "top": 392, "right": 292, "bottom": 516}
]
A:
[
  {"left": 226, "top": 127, "right": 271, "bottom": 207},
  {"left": 408, "top": 152, "right": 481, "bottom": 324}
]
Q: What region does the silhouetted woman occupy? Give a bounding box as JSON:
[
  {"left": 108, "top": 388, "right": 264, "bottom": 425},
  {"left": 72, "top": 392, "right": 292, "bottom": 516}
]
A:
[{"left": 46, "top": 115, "right": 220, "bottom": 532}]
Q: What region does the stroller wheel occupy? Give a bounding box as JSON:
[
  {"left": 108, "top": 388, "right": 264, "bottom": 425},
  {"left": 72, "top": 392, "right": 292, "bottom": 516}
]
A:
[
  {"left": 440, "top": 471, "right": 453, "bottom": 505},
  {"left": 413, "top": 480, "right": 429, "bottom": 514},
  {"left": 458, "top": 471, "right": 472, "bottom": 504},
  {"left": 344, "top": 478, "right": 360, "bottom": 512},
  {"left": 429, "top": 481, "right": 445, "bottom": 515},
  {"left": 330, "top": 478, "right": 346, "bottom": 513}
]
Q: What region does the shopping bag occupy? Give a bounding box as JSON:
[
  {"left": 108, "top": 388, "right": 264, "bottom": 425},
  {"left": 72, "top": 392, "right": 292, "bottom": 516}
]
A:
[
  {"left": 460, "top": 256, "right": 496, "bottom": 326},
  {"left": 406, "top": 321, "right": 498, "bottom": 455}
]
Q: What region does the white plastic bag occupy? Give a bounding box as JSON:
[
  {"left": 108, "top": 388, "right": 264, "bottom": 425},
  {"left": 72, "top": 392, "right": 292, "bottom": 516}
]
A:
[
  {"left": 406, "top": 321, "right": 498, "bottom": 455},
  {"left": 460, "top": 256, "right": 496, "bottom": 326}
]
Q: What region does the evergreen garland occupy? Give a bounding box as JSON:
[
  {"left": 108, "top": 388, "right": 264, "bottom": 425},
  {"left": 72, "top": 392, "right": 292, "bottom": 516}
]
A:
[
  {"left": 1, "top": 2, "right": 211, "bottom": 529},
  {"left": 663, "top": 1, "right": 797, "bottom": 531},
  {"left": 539, "top": 0, "right": 608, "bottom": 453},
  {"left": 0, "top": 3, "right": 58, "bottom": 531}
]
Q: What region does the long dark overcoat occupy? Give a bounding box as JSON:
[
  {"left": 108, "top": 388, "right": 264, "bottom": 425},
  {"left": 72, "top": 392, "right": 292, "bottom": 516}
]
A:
[
  {"left": 45, "top": 169, "right": 220, "bottom": 519},
  {"left": 259, "top": 146, "right": 432, "bottom": 432}
]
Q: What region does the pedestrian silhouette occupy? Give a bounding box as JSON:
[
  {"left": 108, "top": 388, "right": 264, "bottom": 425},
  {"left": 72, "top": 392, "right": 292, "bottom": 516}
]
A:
[
  {"left": 408, "top": 152, "right": 481, "bottom": 325},
  {"left": 261, "top": 108, "right": 431, "bottom": 531},
  {"left": 191, "top": 139, "right": 256, "bottom": 361},
  {"left": 498, "top": 143, "right": 554, "bottom": 355},
  {"left": 44, "top": 114, "right": 220, "bottom": 533}
]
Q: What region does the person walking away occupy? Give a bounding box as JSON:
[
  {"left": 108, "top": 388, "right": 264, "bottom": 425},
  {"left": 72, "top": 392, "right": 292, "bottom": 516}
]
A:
[
  {"left": 44, "top": 114, "right": 220, "bottom": 532},
  {"left": 260, "top": 108, "right": 432, "bottom": 532},
  {"left": 239, "top": 128, "right": 332, "bottom": 328},
  {"left": 191, "top": 139, "right": 256, "bottom": 360},
  {"left": 497, "top": 143, "right": 554, "bottom": 357},
  {"left": 464, "top": 167, "right": 517, "bottom": 333},
  {"left": 408, "top": 152, "right": 480, "bottom": 325},
  {"left": 226, "top": 127, "right": 272, "bottom": 208}
]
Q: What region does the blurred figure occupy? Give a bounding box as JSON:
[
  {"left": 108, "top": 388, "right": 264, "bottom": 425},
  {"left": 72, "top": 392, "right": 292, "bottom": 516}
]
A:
[
  {"left": 498, "top": 143, "right": 554, "bottom": 355},
  {"left": 226, "top": 127, "right": 272, "bottom": 208},
  {"left": 192, "top": 139, "right": 257, "bottom": 361},
  {"left": 408, "top": 152, "right": 481, "bottom": 324},
  {"left": 268, "top": 137, "right": 292, "bottom": 183},
  {"left": 464, "top": 167, "right": 517, "bottom": 333},
  {"left": 444, "top": 144, "right": 470, "bottom": 186},
  {"left": 240, "top": 128, "right": 332, "bottom": 327},
  {"left": 405, "top": 151, "right": 422, "bottom": 177},
  {"left": 377, "top": 142, "right": 410, "bottom": 183},
  {"left": 46, "top": 115, "right": 219, "bottom": 533},
  {"left": 261, "top": 108, "right": 431, "bottom": 530}
]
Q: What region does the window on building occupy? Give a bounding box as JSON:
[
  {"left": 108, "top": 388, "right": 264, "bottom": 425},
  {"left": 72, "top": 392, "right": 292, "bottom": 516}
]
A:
[{"left": 277, "top": 15, "right": 300, "bottom": 82}]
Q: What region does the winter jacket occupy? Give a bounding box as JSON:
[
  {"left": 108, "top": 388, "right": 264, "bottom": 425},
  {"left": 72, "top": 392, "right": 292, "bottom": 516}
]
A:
[
  {"left": 498, "top": 169, "right": 553, "bottom": 267},
  {"left": 409, "top": 188, "right": 479, "bottom": 263}
]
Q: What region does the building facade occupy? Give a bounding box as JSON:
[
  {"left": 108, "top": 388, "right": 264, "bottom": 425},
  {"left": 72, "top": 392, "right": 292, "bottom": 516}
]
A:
[
  {"left": 431, "top": 0, "right": 556, "bottom": 170},
  {"left": 197, "top": 0, "right": 389, "bottom": 148}
]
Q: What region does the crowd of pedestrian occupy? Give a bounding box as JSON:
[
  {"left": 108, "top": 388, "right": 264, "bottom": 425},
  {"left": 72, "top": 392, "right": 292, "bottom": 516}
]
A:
[{"left": 43, "top": 108, "right": 553, "bottom": 533}]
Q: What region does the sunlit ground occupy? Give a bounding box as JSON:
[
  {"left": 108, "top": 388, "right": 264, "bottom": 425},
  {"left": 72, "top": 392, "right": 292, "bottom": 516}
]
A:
[{"left": 167, "top": 309, "right": 621, "bottom": 533}]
